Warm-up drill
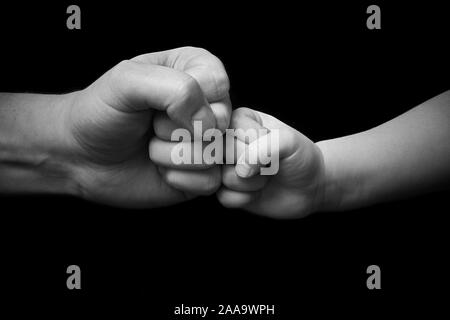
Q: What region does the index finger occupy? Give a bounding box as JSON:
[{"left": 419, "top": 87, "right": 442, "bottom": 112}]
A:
[{"left": 132, "top": 47, "right": 230, "bottom": 101}]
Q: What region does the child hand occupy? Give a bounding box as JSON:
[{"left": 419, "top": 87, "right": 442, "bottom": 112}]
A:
[{"left": 218, "top": 108, "right": 326, "bottom": 219}]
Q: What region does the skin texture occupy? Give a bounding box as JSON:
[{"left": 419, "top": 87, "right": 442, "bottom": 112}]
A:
[
  {"left": 1, "top": 45, "right": 449, "bottom": 218},
  {"left": 215, "top": 108, "right": 326, "bottom": 219},
  {"left": 69, "top": 47, "right": 232, "bottom": 208},
  {"left": 216, "top": 91, "right": 450, "bottom": 218},
  {"left": 0, "top": 47, "right": 231, "bottom": 208}
]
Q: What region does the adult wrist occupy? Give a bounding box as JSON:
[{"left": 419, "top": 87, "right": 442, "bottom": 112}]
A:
[{"left": 0, "top": 92, "right": 81, "bottom": 196}]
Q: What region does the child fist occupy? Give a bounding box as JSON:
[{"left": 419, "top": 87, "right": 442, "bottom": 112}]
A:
[{"left": 218, "top": 108, "right": 326, "bottom": 219}]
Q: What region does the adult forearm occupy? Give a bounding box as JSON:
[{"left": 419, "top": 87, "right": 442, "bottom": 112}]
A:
[
  {"left": 316, "top": 90, "right": 450, "bottom": 211},
  {"left": 0, "top": 93, "right": 79, "bottom": 195}
]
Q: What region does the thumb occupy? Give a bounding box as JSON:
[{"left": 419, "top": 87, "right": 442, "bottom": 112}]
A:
[
  {"left": 229, "top": 108, "right": 275, "bottom": 178},
  {"left": 132, "top": 47, "right": 231, "bottom": 132},
  {"left": 98, "top": 59, "right": 216, "bottom": 133}
]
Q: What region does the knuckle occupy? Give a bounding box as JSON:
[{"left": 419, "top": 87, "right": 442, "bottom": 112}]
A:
[
  {"left": 175, "top": 46, "right": 212, "bottom": 62},
  {"left": 283, "top": 128, "right": 298, "bottom": 149},
  {"left": 109, "top": 60, "right": 137, "bottom": 94},
  {"left": 204, "top": 57, "right": 230, "bottom": 99},
  {"left": 235, "top": 107, "right": 253, "bottom": 116},
  {"left": 212, "top": 69, "right": 230, "bottom": 99},
  {"left": 183, "top": 46, "right": 211, "bottom": 56},
  {"left": 173, "top": 76, "right": 199, "bottom": 103},
  {"left": 185, "top": 47, "right": 229, "bottom": 91},
  {"left": 178, "top": 47, "right": 230, "bottom": 100},
  {"left": 110, "top": 59, "right": 133, "bottom": 81},
  {"left": 231, "top": 107, "right": 251, "bottom": 128}
]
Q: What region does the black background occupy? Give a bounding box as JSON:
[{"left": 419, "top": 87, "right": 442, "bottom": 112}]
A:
[{"left": 0, "top": 1, "right": 449, "bottom": 318}]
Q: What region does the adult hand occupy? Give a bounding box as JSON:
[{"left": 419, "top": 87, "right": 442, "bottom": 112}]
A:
[{"left": 66, "top": 47, "right": 231, "bottom": 207}]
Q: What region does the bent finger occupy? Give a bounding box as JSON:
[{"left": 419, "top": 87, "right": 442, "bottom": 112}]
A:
[
  {"left": 222, "top": 165, "right": 268, "bottom": 192},
  {"left": 105, "top": 59, "right": 216, "bottom": 133},
  {"left": 159, "top": 166, "right": 221, "bottom": 196},
  {"left": 149, "top": 137, "right": 221, "bottom": 170},
  {"left": 216, "top": 187, "right": 260, "bottom": 209},
  {"left": 132, "top": 47, "right": 230, "bottom": 102}
]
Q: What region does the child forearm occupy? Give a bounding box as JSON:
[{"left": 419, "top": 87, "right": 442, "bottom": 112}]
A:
[{"left": 316, "top": 90, "right": 450, "bottom": 211}]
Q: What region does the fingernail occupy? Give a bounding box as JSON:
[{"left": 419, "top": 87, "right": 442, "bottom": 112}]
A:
[{"left": 236, "top": 163, "right": 253, "bottom": 178}]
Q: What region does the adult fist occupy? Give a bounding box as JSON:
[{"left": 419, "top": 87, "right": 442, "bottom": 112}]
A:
[{"left": 65, "top": 47, "right": 231, "bottom": 208}]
